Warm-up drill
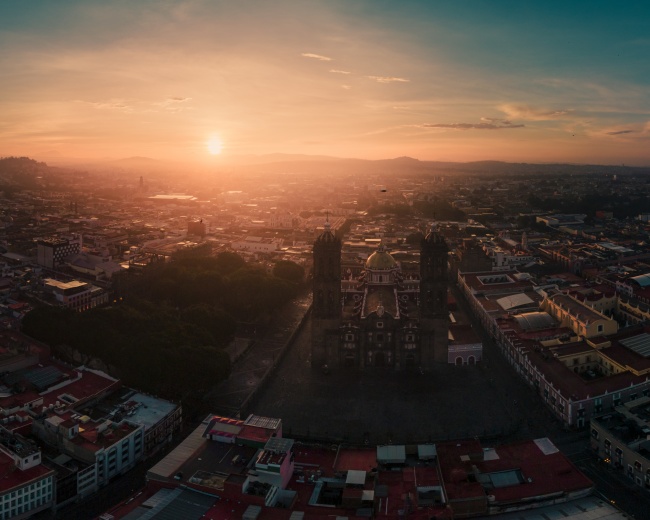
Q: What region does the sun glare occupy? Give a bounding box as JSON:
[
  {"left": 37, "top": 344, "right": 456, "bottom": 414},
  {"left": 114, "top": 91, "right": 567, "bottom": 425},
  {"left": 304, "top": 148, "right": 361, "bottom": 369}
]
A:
[{"left": 207, "top": 136, "right": 223, "bottom": 155}]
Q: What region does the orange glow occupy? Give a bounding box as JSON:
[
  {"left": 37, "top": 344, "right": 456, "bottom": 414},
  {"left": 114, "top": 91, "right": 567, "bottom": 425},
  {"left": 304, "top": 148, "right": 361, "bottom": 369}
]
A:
[{"left": 207, "top": 136, "right": 223, "bottom": 155}]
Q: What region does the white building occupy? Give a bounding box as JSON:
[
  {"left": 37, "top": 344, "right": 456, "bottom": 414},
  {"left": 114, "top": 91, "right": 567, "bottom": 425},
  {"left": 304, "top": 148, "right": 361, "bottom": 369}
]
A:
[
  {"left": 0, "top": 431, "right": 55, "bottom": 519},
  {"left": 231, "top": 236, "right": 282, "bottom": 254}
]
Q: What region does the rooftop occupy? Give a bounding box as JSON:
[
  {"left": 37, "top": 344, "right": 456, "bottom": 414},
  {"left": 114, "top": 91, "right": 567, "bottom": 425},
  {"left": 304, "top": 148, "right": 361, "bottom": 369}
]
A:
[{"left": 0, "top": 451, "right": 53, "bottom": 492}]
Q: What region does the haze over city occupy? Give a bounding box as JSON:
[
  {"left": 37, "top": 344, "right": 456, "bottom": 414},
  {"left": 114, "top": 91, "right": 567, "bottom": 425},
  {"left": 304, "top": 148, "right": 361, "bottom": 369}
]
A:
[
  {"left": 2, "top": 0, "right": 650, "bottom": 165},
  {"left": 4, "top": 2, "right": 650, "bottom": 519}
]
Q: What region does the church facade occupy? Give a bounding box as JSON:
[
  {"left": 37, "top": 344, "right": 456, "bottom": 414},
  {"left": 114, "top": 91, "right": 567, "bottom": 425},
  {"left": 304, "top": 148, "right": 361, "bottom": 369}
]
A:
[{"left": 311, "top": 223, "right": 449, "bottom": 371}]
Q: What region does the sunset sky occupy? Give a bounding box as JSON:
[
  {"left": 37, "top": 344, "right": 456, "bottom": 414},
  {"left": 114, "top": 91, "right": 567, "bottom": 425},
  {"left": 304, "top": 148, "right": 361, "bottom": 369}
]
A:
[{"left": 1, "top": 1, "right": 649, "bottom": 165}]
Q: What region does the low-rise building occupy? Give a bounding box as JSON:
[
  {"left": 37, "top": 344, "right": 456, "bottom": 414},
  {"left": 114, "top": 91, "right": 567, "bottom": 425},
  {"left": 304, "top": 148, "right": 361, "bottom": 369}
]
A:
[
  {"left": 448, "top": 323, "right": 482, "bottom": 365},
  {"left": 35, "top": 413, "right": 144, "bottom": 496},
  {"left": 0, "top": 430, "right": 55, "bottom": 519},
  {"left": 125, "top": 412, "right": 593, "bottom": 520},
  {"left": 42, "top": 278, "right": 109, "bottom": 312},
  {"left": 231, "top": 236, "right": 282, "bottom": 254},
  {"left": 590, "top": 395, "right": 650, "bottom": 489},
  {"left": 458, "top": 270, "right": 650, "bottom": 428}
]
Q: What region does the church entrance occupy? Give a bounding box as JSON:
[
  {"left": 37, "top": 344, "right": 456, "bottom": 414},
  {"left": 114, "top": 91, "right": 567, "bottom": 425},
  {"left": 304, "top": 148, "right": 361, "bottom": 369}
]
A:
[{"left": 374, "top": 351, "right": 386, "bottom": 367}]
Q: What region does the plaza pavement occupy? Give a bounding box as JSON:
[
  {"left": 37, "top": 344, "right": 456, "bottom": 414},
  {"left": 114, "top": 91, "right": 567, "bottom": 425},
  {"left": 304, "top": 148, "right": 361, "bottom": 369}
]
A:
[{"left": 250, "top": 293, "right": 565, "bottom": 445}]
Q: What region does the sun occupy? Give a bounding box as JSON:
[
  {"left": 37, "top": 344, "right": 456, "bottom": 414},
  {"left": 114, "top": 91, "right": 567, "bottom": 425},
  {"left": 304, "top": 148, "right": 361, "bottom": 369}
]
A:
[{"left": 207, "top": 135, "right": 223, "bottom": 155}]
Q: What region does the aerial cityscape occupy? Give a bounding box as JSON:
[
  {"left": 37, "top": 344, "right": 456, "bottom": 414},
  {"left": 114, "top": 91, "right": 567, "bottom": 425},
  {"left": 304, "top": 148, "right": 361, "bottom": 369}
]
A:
[{"left": 1, "top": 1, "right": 650, "bottom": 519}]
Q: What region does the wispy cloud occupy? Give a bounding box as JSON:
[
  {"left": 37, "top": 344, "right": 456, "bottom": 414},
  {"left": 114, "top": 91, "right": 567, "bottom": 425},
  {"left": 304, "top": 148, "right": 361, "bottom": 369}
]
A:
[
  {"left": 420, "top": 120, "right": 524, "bottom": 130},
  {"left": 329, "top": 69, "right": 351, "bottom": 74},
  {"left": 341, "top": 85, "right": 351, "bottom": 90},
  {"left": 606, "top": 129, "right": 634, "bottom": 135},
  {"left": 301, "top": 53, "right": 332, "bottom": 61},
  {"left": 367, "top": 76, "right": 410, "bottom": 83},
  {"left": 500, "top": 104, "right": 573, "bottom": 121},
  {"left": 167, "top": 96, "right": 191, "bottom": 102},
  {"left": 77, "top": 99, "right": 132, "bottom": 112}
]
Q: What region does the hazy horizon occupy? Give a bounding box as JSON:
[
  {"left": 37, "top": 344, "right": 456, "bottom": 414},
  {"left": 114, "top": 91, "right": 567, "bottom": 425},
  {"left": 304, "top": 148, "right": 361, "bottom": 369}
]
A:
[{"left": 2, "top": 1, "right": 650, "bottom": 166}]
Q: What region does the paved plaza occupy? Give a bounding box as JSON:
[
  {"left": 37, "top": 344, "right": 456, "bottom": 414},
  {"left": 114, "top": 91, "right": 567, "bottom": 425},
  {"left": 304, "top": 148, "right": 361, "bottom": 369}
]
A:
[
  {"left": 209, "top": 283, "right": 567, "bottom": 446},
  {"left": 251, "top": 315, "right": 564, "bottom": 446}
]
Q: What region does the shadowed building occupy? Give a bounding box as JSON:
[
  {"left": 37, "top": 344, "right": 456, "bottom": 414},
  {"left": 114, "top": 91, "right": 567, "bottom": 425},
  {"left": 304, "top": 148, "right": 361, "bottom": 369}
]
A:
[{"left": 311, "top": 223, "right": 449, "bottom": 371}]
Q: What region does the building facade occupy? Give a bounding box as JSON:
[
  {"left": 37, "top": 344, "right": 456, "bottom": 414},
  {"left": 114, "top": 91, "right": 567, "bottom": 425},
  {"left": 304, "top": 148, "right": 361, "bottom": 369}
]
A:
[
  {"left": 36, "top": 237, "right": 81, "bottom": 270},
  {"left": 590, "top": 396, "right": 650, "bottom": 489},
  {"left": 0, "top": 430, "right": 55, "bottom": 519},
  {"left": 311, "top": 224, "right": 449, "bottom": 371}
]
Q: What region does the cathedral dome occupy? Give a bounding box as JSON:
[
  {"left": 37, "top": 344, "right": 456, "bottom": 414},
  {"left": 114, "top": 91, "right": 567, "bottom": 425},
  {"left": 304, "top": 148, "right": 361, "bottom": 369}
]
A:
[{"left": 365, "top": 247, "right": 397, "bottom": 270}]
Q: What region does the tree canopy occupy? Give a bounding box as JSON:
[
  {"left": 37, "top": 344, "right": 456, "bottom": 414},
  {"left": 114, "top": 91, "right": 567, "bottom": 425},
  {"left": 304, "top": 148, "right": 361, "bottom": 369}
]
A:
[{"left": 22, "top": 249, "right": 303, "bottom": 413}]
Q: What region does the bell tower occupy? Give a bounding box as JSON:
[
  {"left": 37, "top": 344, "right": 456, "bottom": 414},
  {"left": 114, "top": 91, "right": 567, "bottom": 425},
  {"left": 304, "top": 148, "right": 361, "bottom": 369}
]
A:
[
  {"left": 419, "top": 224, "right": 449, "bottom": 366},
  {"left": 311, "top": 220, "right": 342, "bottom": 370}
]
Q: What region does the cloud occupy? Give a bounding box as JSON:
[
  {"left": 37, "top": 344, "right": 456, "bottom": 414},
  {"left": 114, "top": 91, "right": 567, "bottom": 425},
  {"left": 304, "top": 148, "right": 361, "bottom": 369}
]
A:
[
  {"left": 77, "top": 100, "right": 132, "bottom": 111},
  {"left": 367, "top": 76, "right": 410, "bottom": 83},
  {"left": 151, "top": 97, "right": 194, "bottom": 112},
  {"left": 500, "top": 104, "right": 573, "bottom": 120},
  {"left": 341, "top": 85, "right": 351, "bottom": 90},
  {"left": 606, "top": 129, "right": 634, "bottom": 135},
  {"left": 329, "top": 69, "right": 351, "bottom": 74},
  {"left": 420, "top": 120, "right": 525, "bottom": 130},
  {"left": 301, "top": 53, "right": 332, "bottom": 61}
]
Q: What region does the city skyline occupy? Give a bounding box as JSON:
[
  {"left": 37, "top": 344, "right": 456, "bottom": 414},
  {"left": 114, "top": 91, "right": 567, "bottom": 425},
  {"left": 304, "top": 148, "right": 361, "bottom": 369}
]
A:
[{"left": 1, "top": 1, "right": 650, "bottom": 165}]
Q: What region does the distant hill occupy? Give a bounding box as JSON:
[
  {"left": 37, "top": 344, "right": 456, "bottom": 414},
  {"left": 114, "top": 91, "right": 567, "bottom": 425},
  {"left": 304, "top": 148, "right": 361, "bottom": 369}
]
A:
[
  {"left": 10, "top": 153, "right": 650, "bottom": 179},
  {"left": 0, "top": 156, "right": 50, "bottom": 188},
  {"left": 229, "top": 155, "right": 650, "bottom": 177}
]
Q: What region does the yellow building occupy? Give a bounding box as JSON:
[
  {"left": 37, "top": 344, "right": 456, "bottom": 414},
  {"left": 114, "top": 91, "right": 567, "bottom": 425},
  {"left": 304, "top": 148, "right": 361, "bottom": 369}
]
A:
[{"left": 541, "top": 293, "right": 618, "bottom": 339}]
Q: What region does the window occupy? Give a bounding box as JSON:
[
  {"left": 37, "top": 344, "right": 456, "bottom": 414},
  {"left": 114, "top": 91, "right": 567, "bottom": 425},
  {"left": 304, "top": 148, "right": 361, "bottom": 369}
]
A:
[
  {"left": 591, "top": 428, "right": 599, "bottom": 440},
  {"left": 376, "top": 322, "right": 384, "bottom": 329},
  {"left": 597, "top": 324, "right": 604, "bottom": 333}
]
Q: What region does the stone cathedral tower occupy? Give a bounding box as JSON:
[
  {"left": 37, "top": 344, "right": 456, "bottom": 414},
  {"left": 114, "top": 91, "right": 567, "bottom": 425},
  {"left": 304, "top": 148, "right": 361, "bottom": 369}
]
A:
[
  {"left": 419, "top": 224, "right": 449, "bottom": 365},
  {"left": 311, "top": 221, "right": 342, "bottom": 370}
]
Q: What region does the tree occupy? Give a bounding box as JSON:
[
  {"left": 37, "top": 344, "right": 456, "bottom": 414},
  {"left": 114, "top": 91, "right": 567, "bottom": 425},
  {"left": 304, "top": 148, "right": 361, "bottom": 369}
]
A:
[
  {"left": 273, "top": 260, "right": 305, "bottom": 283},
  {"left": 21, "top": 306, "right": 74, "bottom": 345},
  {"left": 215, "top": 251, "right": 245, "bottom": 274}
]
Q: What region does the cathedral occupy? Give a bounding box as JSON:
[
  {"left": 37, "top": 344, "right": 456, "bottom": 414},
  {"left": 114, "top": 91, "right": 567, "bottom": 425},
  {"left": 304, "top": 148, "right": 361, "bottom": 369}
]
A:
[{"left": 311, "top": 222, "right": 449, "bottom": 371}]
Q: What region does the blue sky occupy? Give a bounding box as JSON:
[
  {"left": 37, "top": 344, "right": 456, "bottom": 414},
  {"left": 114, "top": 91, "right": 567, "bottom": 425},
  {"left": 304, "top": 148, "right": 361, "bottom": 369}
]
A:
[{"left": 1, "top": 0, "right": 649, "bottom": 164}]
